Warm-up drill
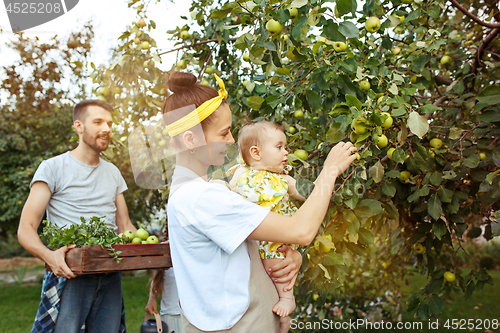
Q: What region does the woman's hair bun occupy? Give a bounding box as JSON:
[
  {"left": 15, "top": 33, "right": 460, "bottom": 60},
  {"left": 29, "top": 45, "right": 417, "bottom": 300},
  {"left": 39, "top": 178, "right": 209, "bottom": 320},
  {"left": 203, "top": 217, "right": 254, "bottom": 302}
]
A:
[{"left": 166, "top": 71, "right": 198, "bottom": 93}]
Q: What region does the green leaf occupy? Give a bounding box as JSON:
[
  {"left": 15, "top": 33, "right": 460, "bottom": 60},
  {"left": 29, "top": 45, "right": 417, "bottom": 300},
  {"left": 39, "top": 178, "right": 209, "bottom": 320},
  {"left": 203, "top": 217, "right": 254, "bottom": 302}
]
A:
[
  {"left": 246, "top": 96, "right": 265, "bottom": 110},
  {"left": 339, "top": 58, "right": 358, "bottom": 74},
  {"left": 491, "top": 220, "right": 500, "bottom": 237},
  {"left": 370, "top": 161, "right": 385, "bottom": 183},
  {"left": 429, "top": 172, "right": 442, "bottom": 186},
  {"left": 338, "top": 21, "right": 359, "bottom": 38},
  {"left": 324, "top": 251, "right": 345, "bottom": 266},
  {"left": 346, "top": 242, "right": 366, "bottom": 256},
  {"left": 256, "top": 40, "right": 276, "bottom": 51},
  {"left": 467, "top": 227, "right": 482, "bottom": 239},
  {"left": 437, "top": 186, "right": 453, "bottom": 203},
  {"left": 428, "top": 194, "right": 442, "bottom": 220},
  {"left": 428, "top": 294, "right": 445, "bottom": 316},
  {"left": 478, "top": 110, "right": 500, "bottom": 123},
  {"left": 411, "top": 54, "right": 431, "bottom": 72},
  {"left": 462, "top": 154, "right": 480, "bottom": 168},
  {"left": 306, "top": 90, "right": 322, "bottom": 110},
  {"left": 382, "top": 183, "right": 396, "bottom": 197},
  {"left": 432, "top": 219, "right": 447, "bottom": 240},
  {"left": 336, "top": 0, "right": 356, "bottom": 16},
  {"left": 477, "top": 84, "right": 500, "bottom": 106},
  {"left": 392, "top": 148, "right": 406, "bottom": 164},
  {"left": 323, "top": 20, "right": 343, "bottom": 42},
  {"left": 354, "top": 199, "right": 383, "bottom": 218},
  {"left": 292, "top": 15, "right": 308, "bottom": 41},
  {"left": 407, "top": 111, "right": 429, "bottom": 139},
  {"left": 290, "top": 0, "right": 308, "bottom": 8},
  {"left": 297, "top": 178, "right": 314, "bottom": 198},
  {"left": 276, "top": 67, "right": 291, "bottom": 77},
  {"left": 448, "top": 127, "right": 465, "bottom": 140},
  {"left": 419, "top": 104, "right": 442, "bottom": 114},
  {"left": 343, "top": 210, "right": 360, "bottom": 234},
  {"left": 326, "top": 122, "right": 344, "bottom": 143},
  {"left": 345, "top": 94, "right": 362, "bottom": 110},
  {"left": 358, "top": 228, "right": 374, "bottom": 245}
]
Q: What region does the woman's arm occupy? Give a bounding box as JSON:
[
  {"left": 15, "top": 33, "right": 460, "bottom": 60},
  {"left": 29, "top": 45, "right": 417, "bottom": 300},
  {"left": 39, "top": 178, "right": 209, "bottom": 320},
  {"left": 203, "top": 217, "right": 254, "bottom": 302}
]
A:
[
  {"left": 267, "top": 246, "right": 302, "bottom": 291},
  {"left": 249, "top": 141, "right": 357, "bottom": 246}
]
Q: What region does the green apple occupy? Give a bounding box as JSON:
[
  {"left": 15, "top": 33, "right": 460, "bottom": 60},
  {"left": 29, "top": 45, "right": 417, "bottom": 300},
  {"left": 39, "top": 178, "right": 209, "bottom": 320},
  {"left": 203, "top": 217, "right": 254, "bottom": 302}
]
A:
[
  {"left": 98, "top": 87, "right": 110, "bottom": 97},
  {"left": 295, "top": 149, "right": 308, "bottom": 160},
  {"left": 365, "top": 17, "right": 381, "bottom": 33},
  {"left": 180, "top": 30, "right": 190, "bottom": 40},
  {"left": 410, "top": 76, "right": 417, "bottom": 84},
  {"left": 430, "top": 138, "right": 443, "bottom": 149},
  {"left": 392, "top": 14, "right": 405, "bottom": 24},
  {"left": 294, "top": 110, "right": 304, "bottom": 118},
  {"left": 289, "top": 8, "right": 298, "bottom": 19},
  {"left": 205, "top": 66, "right": 214, "bottom": 74},
  {"left": 288, "top": 126, "right": 296, "bottom": 134},
  {"left": 381, "top": 112, "right": 393, "bottom": 130},
  {"left": 137, "top": 18, "right": 146, "bottom": 28},
  {"left": 333, "top": 41, "right": 347, "bottom": 52},
  {"left": 392, "top": 47, "right": 401, "bottom": 55},
  {"left": 312, "top": 293, "right": 319, "bottom": 301},
  {"left": 159, "top": 139, "right": 167, "bottom": 147},
  {"left": 479, "top": 152, "right": 486, "bottom": 161},
  {"left": 440, "top": 55, "right": 452, "bottom": 66},
  {"left": 444, "top": 271, "right": 456, "bottom": 282},
  {"left": 142, "top": 241, "right": 148, "bottom": 244},
  {"left": 147, "top": 235, "right": 159, "bottom": 244},
  {"left": 134, "top": 37, "right": 141, "bottom": 45},
  {"left": 428, "top": 149, "right": 435, "bottom": 158},
  {"left": 399, "top": 170, "right": 411, "bottom": 182},
  {"left": 394, "top": 26, "right": 404, "bottom": 34},
  {"left": 243, "top": 52, "right": 250, "bottom": 62},
  {"left": 200, "top": 80, "right": 209, "bottom": 85},
  {"left": 124, "top": 230, "right": 135, "bottom": 241},
  {"left": 266, "top": 19, "right": 283, "bottom": 36},
  {"left": 387, "top": 148, "right": 396, "bottom": 160},
  {"left": 177, "top": 60, "right": 187, "bottom": 69},
  {"left": 351, "top": 118, "right": 368, "bottom": 135},
  {"left": 360, "top": 80, "right": 371, "bottom": 91},
  {"left": 132, "top": 237, "right": 142, "bottom": 244},
  {"left": 413, "top": 243, "right": 424, "bottom": 254},
  {"left": 141, "top": 41, "right": 150, "bottom": 49},
  {"left": 136, "top": 228, "right": 149, "bottom": 240},
  {"left": 282, "top": 35, "right": 288, "bottom": 42},
  {"left": 96, "top": 96, "right": 106, "bottom": 101},
  {"left": 377, "top": 134, "right": 388, "bottom": 148},
  {"left": 349, "top": 131, "right": 359, "bottom": 142}
]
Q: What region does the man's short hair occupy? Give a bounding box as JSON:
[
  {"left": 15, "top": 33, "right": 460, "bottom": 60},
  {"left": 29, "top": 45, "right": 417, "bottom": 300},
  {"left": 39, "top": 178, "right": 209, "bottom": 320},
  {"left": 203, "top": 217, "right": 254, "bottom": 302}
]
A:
[
  {"left": 238, "top": 121, "right": 283, "bottom": 165},
  {"left": 73, "top": 100, "right": 114, "bottom": 123}
]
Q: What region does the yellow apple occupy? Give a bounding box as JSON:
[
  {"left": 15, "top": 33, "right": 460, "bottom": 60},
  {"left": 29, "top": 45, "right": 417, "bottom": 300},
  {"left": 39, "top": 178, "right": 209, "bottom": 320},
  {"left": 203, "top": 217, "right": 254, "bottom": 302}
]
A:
[
  {"left": 381, "top": 112, "right": 393, "bottom": 130},
  {"left": 377, "top": 134, "right": 388, "bottom": 148},
  {"left": 387, "top": 147, "right": 396, "bottom": 160},
  {"left": 430, "top": 138, "right": 443, "bottom": 149},
  {"left": 365, "top": 17, "right": 381, "bottom": 33},
  {"left": 333, "top": 41, "right": 347, "bottom": 52},
  {"left": 360, "top": 80, "right": 371, "bottom": 91},
  {"left": 266, "top": 19, "right": 283, "bottom": 36},
  {"left": 351, "top": 118, "right": 368, "bottom": 135}
]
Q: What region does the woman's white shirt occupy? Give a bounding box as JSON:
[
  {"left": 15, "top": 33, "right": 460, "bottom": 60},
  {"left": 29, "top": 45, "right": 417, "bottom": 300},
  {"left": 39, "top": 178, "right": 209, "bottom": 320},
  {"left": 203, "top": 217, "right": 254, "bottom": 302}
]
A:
[{"left": 167, "top": 166, "right": 269, "bottom": 331}]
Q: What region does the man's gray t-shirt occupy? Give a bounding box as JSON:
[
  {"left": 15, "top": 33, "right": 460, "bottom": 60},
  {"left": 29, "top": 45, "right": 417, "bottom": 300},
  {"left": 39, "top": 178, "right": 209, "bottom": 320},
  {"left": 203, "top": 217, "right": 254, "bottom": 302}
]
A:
[{"left": 30, "top": 151, "right": 128, "bottom": 231}]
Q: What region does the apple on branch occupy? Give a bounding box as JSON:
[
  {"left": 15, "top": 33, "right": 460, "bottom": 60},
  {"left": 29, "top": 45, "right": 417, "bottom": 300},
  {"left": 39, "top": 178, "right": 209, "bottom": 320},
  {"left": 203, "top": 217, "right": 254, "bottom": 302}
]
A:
[
  {"left": 266, "top": 19, "right": 283, "bottom": 36},
  {"left": 333, "top": 41, "right": 347, "bottom": 52},
  {"left": 365, "top": 17, "right": 381, "bottom": 33}
]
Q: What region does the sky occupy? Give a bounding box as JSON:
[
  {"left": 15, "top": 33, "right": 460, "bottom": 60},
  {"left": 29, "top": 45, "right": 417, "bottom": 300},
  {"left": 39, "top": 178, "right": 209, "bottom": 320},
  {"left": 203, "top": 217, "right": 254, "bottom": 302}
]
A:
[{"left": 0, "top": 0, "right": 193, "bottom": 70}]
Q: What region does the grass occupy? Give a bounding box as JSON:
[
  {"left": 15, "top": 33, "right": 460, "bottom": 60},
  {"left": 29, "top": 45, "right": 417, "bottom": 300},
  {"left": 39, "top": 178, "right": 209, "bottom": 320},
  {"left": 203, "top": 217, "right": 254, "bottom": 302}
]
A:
[{"left": 0, "top": 270, "right": 499, "bottom": 333}]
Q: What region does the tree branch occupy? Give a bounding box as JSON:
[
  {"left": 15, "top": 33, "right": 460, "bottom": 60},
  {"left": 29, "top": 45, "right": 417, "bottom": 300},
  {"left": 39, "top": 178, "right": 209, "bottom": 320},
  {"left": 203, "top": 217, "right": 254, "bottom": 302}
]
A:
[
  {"left": 450, "top": 0, "right": 500, "bottom": 28},
  {"left": 157, "top": 38, "right": 238, "bottom": 56},
  {"left": 473, "top": 27, "right": 500, "bottom": 72}
]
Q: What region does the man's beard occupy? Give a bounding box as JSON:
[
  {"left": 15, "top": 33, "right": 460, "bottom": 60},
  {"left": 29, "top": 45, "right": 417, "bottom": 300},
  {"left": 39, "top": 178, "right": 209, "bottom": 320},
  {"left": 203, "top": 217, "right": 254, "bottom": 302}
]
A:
[{"left": 82, "top": 128, "right": 110, "bottom": 153}]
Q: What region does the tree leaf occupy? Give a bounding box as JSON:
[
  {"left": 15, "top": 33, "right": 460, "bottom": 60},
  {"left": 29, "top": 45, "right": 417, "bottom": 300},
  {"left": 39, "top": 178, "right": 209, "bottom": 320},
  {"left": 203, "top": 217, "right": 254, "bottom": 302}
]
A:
[
  {"left": 407, "top": 111, "right": 429, "bottom": 139},
  {"left": 317, "top": 263, "right": 331, "bottom": 279},
  {"left": 370, "top": 161, "right": 385, "bottom": 183},
  {"left": 246, "top": 96, "right": 265, "bottom": 110},
  {"left": 432, "top": 219, "right": 447, "bottom": 240},
  {"left": 324, "top": 251, "right": 345, "bottom": 266},
  {"left": 326, "top": 122, "right": 344, "bottom": 143},
  {"left": 292, "top": 15, "right": 308, "bottom": 41},
  {"left": 306, "top": 90, "right": 322, "bottom": 110},
  {"left": 428, "top": 294, "right": 444, "bottom": 316},
  {"left": 428, "top": 194, "right": 442, "bottom": 220},
  {"left": 477, "top": 84, "right": 500, "bottom": 106},
  {"left": 448, "top": 127, "right": 465, "bottom": 140},
  {"left": 382, "top": 183, "right": 396, "bottom": 197},
  {"left": 290, "top": 0, "right": 308, "bottom": 8},
  {"left": 437, "top": 186, "right": 453, "bottom": 203},
  {"left": 358, "top": 228, "right": 374, "bottom": 245},
  {"left": 338, "top": 21, "right": 359, "bottom": 38},
  {"left": 336, "top": 0, "right": 356, "bottom": 16},
  {"left": 420, "top": 104, "right": 442, "bottom": 114},
  {"left": 354, "top": 199, "right": 383, "bottom": 218},
  {"left": 462, "top": 154, "right": 480, "bottom": 168},
  {"left": 343, "top": 210, "right": 360, "bottom": 234},
  {"left": 345, "top": 94, "right": 362, "bottom": 110},
  {"left": 429, "top": 172, "right": 442, "bottom": 186},
  {"left": 467, "top": 227, "right": 482, "bottom": 239}
]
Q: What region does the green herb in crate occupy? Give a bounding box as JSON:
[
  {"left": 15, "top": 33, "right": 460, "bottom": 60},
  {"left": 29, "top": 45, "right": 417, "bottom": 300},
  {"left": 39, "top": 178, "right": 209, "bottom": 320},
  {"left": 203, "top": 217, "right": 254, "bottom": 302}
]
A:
[{"left": 42, "top": 216, "right": 123, "bottom": 263}]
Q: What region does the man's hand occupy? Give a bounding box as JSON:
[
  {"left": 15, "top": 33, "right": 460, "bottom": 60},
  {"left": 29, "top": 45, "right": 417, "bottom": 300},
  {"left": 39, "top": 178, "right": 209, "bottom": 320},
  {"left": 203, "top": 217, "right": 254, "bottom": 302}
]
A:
[
  {"left": 267, "top": 245, "right": 302, "bottom": 292},
  {"left": 46, "top": 245, "right": 77, "bottom": 279}
]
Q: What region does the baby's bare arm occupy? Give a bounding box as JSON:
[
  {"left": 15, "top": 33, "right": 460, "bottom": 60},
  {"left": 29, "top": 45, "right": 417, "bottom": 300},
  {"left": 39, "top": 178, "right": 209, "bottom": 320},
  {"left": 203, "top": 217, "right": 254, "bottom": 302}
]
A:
[{"left": 282, "top": 175, "right": 306, "bottom": 201}]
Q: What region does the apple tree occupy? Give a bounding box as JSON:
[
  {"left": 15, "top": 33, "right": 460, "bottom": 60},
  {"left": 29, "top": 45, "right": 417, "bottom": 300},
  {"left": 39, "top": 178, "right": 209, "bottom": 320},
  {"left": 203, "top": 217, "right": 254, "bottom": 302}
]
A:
[{"left": 109, "top": 0, "right": 500, "bottom": 324}]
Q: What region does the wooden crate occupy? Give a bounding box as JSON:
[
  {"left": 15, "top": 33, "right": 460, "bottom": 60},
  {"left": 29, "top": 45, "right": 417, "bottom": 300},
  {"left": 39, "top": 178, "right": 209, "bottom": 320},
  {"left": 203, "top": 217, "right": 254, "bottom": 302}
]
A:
[{"left": 46, "top": 243, "right": 171, "bottom": 275}]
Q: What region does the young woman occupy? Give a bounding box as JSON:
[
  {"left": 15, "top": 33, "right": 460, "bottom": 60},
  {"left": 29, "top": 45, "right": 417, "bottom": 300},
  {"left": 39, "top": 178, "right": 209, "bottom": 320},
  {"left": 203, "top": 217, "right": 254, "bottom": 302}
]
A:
[{"left": 162, "top": 71, "right": 358, "bottom": 333}]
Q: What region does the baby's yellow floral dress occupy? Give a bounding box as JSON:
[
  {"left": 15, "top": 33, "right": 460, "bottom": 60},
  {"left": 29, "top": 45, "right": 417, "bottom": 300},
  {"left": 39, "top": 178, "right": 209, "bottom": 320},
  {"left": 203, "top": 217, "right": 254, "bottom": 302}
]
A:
[{"left": 231, "top": 166, "right": 298, "bottom": 259}]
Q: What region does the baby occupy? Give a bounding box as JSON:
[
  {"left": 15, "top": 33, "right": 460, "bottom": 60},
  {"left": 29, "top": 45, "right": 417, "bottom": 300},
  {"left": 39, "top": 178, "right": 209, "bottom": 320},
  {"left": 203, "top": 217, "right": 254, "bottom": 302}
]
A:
[{"left": 228, "top": 121, "right": 305, "bottom": 333}]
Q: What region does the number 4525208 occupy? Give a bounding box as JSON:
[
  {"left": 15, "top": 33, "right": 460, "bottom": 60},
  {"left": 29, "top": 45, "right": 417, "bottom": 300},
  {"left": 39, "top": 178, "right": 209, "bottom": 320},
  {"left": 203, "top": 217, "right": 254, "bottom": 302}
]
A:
[
  {"left": 6, "top": 2, "right": 62, "bottom": 14},
  {"left": 444, "top": 319, "right": 498, "bottom": 330}
]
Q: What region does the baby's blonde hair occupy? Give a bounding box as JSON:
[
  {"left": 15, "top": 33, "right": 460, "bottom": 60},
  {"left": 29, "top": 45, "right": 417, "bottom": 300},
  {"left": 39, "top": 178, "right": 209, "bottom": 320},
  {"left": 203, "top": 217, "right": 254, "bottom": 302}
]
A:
[{"left": 238, "top": 121, "right": 284, "bottom": 165}]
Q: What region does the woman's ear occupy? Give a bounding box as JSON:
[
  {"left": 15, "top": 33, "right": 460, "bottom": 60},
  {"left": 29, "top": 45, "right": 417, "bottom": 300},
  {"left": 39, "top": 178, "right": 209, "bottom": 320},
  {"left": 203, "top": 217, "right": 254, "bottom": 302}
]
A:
[
  {"left": 182, "top": 130, "right": 196, "bottom": 150},
  {"left": 249, "top": 146, "right": 261, "bottom": 161}
]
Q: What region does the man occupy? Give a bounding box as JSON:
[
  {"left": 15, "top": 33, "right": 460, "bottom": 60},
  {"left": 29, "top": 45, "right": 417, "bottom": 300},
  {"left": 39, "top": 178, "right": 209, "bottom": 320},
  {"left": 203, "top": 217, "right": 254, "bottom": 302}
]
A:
[{"left": 18, "top": 100, "right": 136, "bottom": 333}]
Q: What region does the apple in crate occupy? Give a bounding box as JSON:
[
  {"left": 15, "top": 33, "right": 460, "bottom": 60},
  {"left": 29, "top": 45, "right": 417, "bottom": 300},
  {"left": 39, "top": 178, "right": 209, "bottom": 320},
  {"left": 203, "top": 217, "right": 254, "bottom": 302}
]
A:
[{"left": 147, "top": 235, "right": 159, "bottom": 244}]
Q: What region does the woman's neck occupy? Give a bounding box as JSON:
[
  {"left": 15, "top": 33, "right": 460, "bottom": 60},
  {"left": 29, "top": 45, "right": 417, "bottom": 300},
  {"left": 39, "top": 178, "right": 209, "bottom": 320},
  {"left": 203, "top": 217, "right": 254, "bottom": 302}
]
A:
[{"left": 176, "top": 153, "right": 209, "bottom": 181}]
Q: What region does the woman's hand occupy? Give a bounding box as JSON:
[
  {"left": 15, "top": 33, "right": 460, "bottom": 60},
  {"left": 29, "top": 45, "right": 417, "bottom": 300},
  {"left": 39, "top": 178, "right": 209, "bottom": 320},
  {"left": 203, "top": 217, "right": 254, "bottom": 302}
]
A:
[
  {"left": 144, "top": 291, "right": 158, "bottom": 316},
  {"left": 323, "top": 141, "right": 358, "bottom": 178},
  {"left": 267, "top": 245, "right": 302, "bottom": 292}
]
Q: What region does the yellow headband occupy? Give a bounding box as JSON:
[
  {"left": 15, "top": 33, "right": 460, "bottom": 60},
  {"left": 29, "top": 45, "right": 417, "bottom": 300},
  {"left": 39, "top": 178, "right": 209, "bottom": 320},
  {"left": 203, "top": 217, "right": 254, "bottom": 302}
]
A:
[{"left": 166, "top": 74, "right": 227, "bottom": 137}]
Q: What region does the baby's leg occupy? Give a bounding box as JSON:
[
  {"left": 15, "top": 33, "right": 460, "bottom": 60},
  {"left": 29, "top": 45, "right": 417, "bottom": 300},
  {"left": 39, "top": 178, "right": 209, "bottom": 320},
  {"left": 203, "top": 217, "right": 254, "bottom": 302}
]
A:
[{"left": 262, "top": 258, "right": 296, "bottom": 317}]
